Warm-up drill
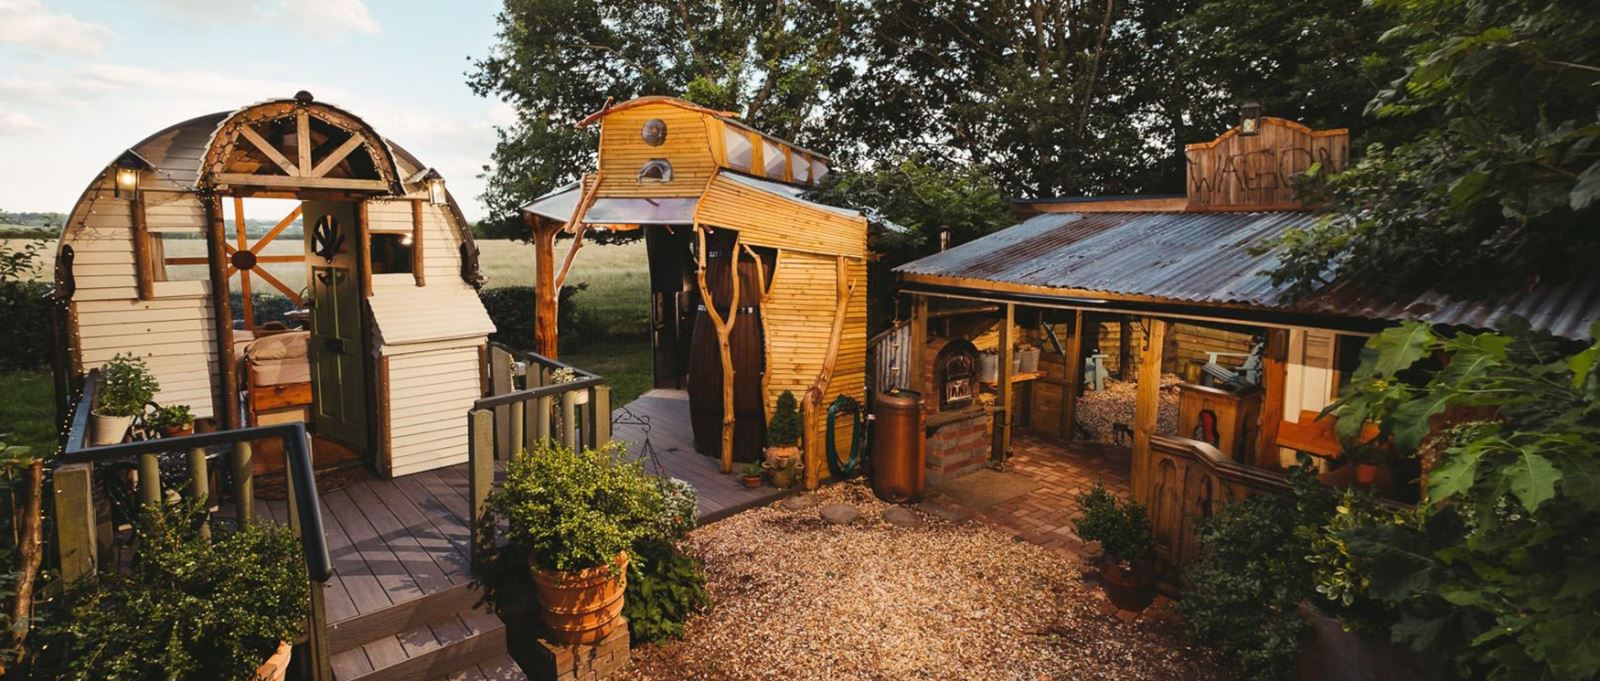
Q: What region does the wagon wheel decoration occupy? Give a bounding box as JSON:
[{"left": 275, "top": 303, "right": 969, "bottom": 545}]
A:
[
  {"left": 311, "top": 215, "right": 343, "bottom": 263},
  {"left": 219, "top": 197, "right": 306, "bottom": 330}
]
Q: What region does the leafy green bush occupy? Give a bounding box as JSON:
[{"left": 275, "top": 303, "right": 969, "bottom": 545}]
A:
[
  {"left": 95, "top": 354, "right": 158, "bottom": 417},
  {"left": 51, "top": 501, "right": 308, "bottom": 681},
  {"left": 147, "top": 404, "right": 194, "bottom": 431},
  {"left": 623, "top": 478, "right": 708, "bottom": 644},
  {"left": 767, "top": 390, "right": 802, "bottom": 447},
  {"left": 0, "top": 238, "right": 52, "bottom": 370},
  {"left": 1182, "top": 465, "right": 1331, "bottom": 681},
  {"left": 1072, "top": 482, "right": 1151, "bottom": 564},
  {"left": 228, "top": 292, "right": 298, "bottom": 327},
  {"left": 478, "top": 284, "right": 591, "bottom": 352},
  {"left": 487, "top": 441, "right": 663, "bottom": 573}
]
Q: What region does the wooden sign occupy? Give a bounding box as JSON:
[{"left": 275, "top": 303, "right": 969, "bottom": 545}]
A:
[{"left": 1184, "top": 117, "right": 1349, "bottom": 211}]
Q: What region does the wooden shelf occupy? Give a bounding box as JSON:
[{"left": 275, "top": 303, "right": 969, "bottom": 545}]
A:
[{"left": 980, "top": 371, "right": 1044, "bottom": 386}]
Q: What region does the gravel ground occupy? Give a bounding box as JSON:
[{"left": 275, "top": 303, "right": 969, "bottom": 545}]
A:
[{"left": 621, "top": 482, "right": 1224, "bottom": 681}]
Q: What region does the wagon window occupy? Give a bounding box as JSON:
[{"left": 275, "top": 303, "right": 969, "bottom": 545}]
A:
[
  {"left": 149, "top": 231, "right": 209, "bottom": 282},
  {"left": 370, "top": 232, "right": 414, "bottom": 275}
]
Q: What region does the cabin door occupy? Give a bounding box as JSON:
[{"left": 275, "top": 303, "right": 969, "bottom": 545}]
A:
[{"left": 303, "top": 201, "right": 369, "bottom": 456}]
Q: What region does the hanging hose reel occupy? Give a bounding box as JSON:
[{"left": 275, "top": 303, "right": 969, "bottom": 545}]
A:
[{"left": 825, "top": 394, "right": 869, "bottom": 479}]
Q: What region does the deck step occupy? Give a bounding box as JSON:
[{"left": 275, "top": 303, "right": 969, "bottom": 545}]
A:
[
  {"left": 329, "top": 582, "right": 519, "bottom": 681},
  {"left": 432, "top": 653, "right": 527, "bottom": 680}
]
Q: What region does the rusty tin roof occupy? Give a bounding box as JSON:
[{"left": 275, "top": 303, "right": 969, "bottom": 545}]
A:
[{"left": 895, "top": 212, "right": 1600, "bottom": 341}]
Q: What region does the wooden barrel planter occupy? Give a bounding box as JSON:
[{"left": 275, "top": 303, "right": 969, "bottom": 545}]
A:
[
  {"left": 687, "top": 235, "right": 767, "bottom": 463},
  {"left": 532, "top": 553, "right": 629, "bottom": 644}
]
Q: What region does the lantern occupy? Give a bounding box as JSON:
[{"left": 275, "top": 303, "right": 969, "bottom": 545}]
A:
[
  {"left": 111, "top": 150, "right": 149, "bottom": 200},
  {"left": 427, "top": 177, "right": 447, "bottom": 206},
  {"left": 1239, "top": 101, "right": 1262, "bottom": 136}
]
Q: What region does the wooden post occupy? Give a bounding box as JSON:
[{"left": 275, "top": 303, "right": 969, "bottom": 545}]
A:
[
  {"left": 468, "top": 409, "right": 494, "bottom": 569},
  {"left": 527, "top": 214, "right": 561, "bottom": 358},
  {"left": 1060, "top": 310, "right": 1084, "bottom": 441},
  {"left": 137, "top": 452, "right": 161, "bottom": 508},
  {"left": 591, "top": 385, "right": 611, "bottom": 448},
  {"left": 509, "top": 394, "right": 526, "bottom": 455},
  {"left": 188, "top": 446, "right": 210, "bottom": 539},
  {"left": 53, "top": 463, "right": 97, "bottom": 585},
  {"left": 1132, "top": 318, "right": 1168, "bottom": 505},
  {"left": 1254, "top": 328, "right": 1289, "bottom": 469},
  {"left": 992, "top": 303, "right": 1015, "bottom": 465},
  {"left": 131, "top": 193, "right": 153, "bottom": 300},
  {"left": 410, "top": 200, "right": 426, "bottom": 287},
  {"left": 203, "top": 195, "right": 239, "bottom": 429},
  {"left": 231, "top": 441, "right": 254, "bottom": 523},
  {"left": 693, "top": 227, "right": 742, "bottom": 473},
  {"left": 560, "top": 391, "right": 579, "bottom": 450},
  {"left": 908, "top": 295, "right": 928, "bottom": 395},
  {"left": 234, "top": 197, "right": 254, "bottom": 330},
  {"left": 535, "top": 395, "right": 553, "bottom": 446},
  {"left": 1119, "top": 319, "right": 1133, "bottom": 380}
]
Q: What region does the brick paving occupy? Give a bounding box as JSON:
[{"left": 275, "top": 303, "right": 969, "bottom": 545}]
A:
[{"left": 925, "top": 432, "right": 1132, "bottom": 562}]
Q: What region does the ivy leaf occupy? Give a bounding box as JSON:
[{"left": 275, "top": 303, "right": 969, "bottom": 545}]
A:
[
  {"left": 1368, "top": 322, "right": 1435, "bottom": 377},
  {"left": 1506, "top": 450, "right": 1562, "bottom": 512}
]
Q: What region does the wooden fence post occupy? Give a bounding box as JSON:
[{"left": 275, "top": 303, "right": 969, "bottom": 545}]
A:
[
  {"left": 187, "top": 446, "right": 210, "bottom": 540},
  {"left": 52, "top": 463, "right": 97, "bottom": 586},
  {"left": 535, "top": 395, "right": 553, "bottom": 446},
  {"left": 1133, "top": 318, "right": 1168, "bottom": 505},
  {"left": 231, "top": 441, "right": 254, "bottom": 523},
  {"left": 137, "top": 452, "right": 161, "bottom": 508},
  {"left": 468, "top": 409, "right": 495, "bottom": 569},
  {"left": 1061, "top": 310, "right": 1084, "bottom": 441},
  {"left": 560, "top": 392, "right": 579, "bottom": 450},
  {"left": 592, "top": 386, "right": 611, "bottom": 449}
]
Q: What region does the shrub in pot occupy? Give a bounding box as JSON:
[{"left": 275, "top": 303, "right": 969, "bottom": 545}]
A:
[
  {"left": 487, "top": 441, "right": 663, "bottom": 644},
  {"left": 740, "top": 462, "right": 763, "bottom": 488},
  {"left": 1072, "top": 481, "right": 1155, "bottom": 611},
  {"left": 91, "top": 353, "right": 159, "bottom": 446},
  {"left": 148, "top": 404, "right": 195, "bottom": 438},
  {"left": 765, "top": 390, "right": 802, "bottom": 465},
  {"left": 51, "top": 500, "right": 307, "bottom": 681}
]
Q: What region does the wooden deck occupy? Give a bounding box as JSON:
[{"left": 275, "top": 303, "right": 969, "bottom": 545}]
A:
[{"left": 261, "top": 390, "right": 786, "bottom": 680}]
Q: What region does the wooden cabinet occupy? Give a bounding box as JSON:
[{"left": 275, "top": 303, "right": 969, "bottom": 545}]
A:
[{"left": 1176, "top": 383, "right": 1262, "bottom": 462}]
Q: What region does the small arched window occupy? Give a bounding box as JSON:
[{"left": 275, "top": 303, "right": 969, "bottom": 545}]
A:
[{"left": 638, "top": 159, "right": 672, "bottom": 182}]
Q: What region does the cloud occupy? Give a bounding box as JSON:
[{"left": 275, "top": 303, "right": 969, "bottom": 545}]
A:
[
  {"left": 0, "top": 110, "right": 48, "bottom": 135},
  {"left": 0, "top": 0, "right": 115, "bottom": 54},
  {"left": 268, "top": 0, "right": 379, "bottom": 36}
]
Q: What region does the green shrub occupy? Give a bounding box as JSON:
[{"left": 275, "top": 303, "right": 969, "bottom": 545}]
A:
[
  {"left": 96, "top": 354, "right": 158, "bottom": 417},
  {"left": 767, "top": 390, "right": 802, "bottom": 447},
  {"left": 228, "top": 292, "right": 298, "bottom": 327},
  {"left": 478, "top": 284, "right": 590, "bottom": 353},
  {"left": 0, "top": 238, "right": 52, "bottom": 370},
  {"left": 487, "top": 441, "right": 663, "bottom": 573},
  {"left": 52, "top": 501, "right": 308, "bottom": 681},
  {"left": 623, "top": 478, "right": 708, "bottom": 644},
  {"left": 147, "top": 404, "right": 194, "bottom": 431},
  {"left": 1072, "top": 482, "right": 1151, "bottom": 564}
]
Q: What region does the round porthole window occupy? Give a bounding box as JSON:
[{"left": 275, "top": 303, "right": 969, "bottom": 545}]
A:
[{"left": 641, "top": 118, "right": 667, "bottom": 146}]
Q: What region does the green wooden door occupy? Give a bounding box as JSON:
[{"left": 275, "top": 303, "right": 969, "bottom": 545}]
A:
[{"left": 303, "top": 201, "right": 368, "bottom": 455}]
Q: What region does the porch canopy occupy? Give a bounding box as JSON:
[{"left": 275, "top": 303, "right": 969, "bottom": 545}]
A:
[{"left": 896, "top": 209, "right": 1600, "bottom": 342}]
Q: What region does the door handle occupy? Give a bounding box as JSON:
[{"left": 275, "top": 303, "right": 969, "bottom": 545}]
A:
[{"left": 323, "top": 338, "right": 348, "bottom": 354}]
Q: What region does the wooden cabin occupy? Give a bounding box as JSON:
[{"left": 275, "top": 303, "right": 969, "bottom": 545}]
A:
[
  {"left": 51, "top": 93, "right": 494, "bottom": 478},
  {"left": 523, "top": 96, "right": 869, "bottom": 486},
  {"left": 882, "top": 113, "right": 1600, "bottom": 571}
]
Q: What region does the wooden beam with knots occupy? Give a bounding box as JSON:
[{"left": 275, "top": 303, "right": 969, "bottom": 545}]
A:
[{"left": 695, "top": 225, "right": 743, "bottom": 474}]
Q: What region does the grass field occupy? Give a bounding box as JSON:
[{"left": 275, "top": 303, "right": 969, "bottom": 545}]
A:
[{"left": 0, "top": 370, "right": 56, "bottom": 455}]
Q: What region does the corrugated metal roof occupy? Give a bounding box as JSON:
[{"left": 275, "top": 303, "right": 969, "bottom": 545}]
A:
[{"left": 896, "top": 211, "right": 1600, "bottom": 341}]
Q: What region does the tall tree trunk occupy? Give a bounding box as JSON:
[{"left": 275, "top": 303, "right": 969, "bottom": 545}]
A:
[
  {"left": 1077, "top": 0, "right": 1117, "bottom": 133},
  {"left": 4, "top": 459, "right": 44, "bottom": 669}
]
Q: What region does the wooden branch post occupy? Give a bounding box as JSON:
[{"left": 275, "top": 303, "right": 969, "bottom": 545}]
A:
[
  {"left": 132, "top": 194, "right": 153, "bottom": 300},
  {"left": 525, "top": 214, "right": 560, "bottom": 357},
  {"left": 1254, "top": 328, "right": 1289, "bottom": 468},
  {"left": 53, "top": 463, "right": 97, "bottom": 585},
  {"left": 468, "top": 408, "right": 494, "bottom": 569},
  {"left": 805, "top": 256, "right": 856, "bottom": 488},
  {"left": 4, "top": 459, "right": 43, "bottom": 664},
  {"left": 203, "top": 196, "right": 239, "bottom": 429},
  {"left": 693, "top": 227, "right": 741, "bottom": 473},
  {"left": 992, "top": 303, "right": 1015, "bottom": 465},
  {"left": 1132, "top": 318, "right": 1168, "bottom": 506},
  {"left": 1060, "top": 310, "right": 1084, "bottom": 441}
]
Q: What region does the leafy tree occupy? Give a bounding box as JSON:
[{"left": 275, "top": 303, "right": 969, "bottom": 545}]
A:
[
  {"left": 1327, "top": 319, "right": 1600, "bottom": 680},
  {"left": 1272, "top": 0, "right": 1600, "bottom": 297}
]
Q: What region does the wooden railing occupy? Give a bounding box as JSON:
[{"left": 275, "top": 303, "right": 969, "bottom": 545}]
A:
[
  {"left": 1143, "top": 434, "right": 1292, "bottom": 568},
  {"left": 55, "top": 370, "right": 336, "bottom": 680},
  {"left": 465, "top": 343, "right": 611, "bottom": 565}
]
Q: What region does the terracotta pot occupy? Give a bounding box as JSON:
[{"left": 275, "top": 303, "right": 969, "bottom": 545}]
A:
[
  {"left": 1099, "top": 557, "right": 1156, "bottom": 612},
  {"left": 254, "top": 640, "right": 293, "bottom": 681},
  {"left": 1354, "top": 463, "right": 1378, "bottom": 485},
  {"left": 532, "top": 552, "right": 628, "bottom": 644},
  {"left": 161, "top": 424, "right": 195, "bottom": 438},
  {"left": 765, "top": 445, "right": 800, "bottom": 466},
  {"left": 765, "top": 464, "right": 795, "bottom": 489},
  {"left": 88, "top": 412, "right": 134, "bottom": 446},
  {"left": 742, "top": 475, "right": 763, "bottom": 488}
]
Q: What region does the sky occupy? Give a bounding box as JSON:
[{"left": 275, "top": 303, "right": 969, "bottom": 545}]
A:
[{"left": 0, "top": 0, "right": 511, "bottom": 221}]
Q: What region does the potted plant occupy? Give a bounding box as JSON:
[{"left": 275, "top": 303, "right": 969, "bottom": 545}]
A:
[
  {"left": 740, "top": 462, "right": 764, "bottom": 488},
  {"left": 52, "top": 501, "right": 307, "bottom": 681},
  {"left": 1347, "top": 442, "right": 1380, "bottom": 485},
  {"left": 148, "top": 404, "right": 195, "bottom": 438},
  {"left": 486, "top": 441, "right": 662, "bottom": 644},
  {"left": 1073, "top": 481, "right": 1156, "bottom": 611},
  {"left": 766, "top": 390, "right": 802, "bottom": 465},
  {"left": 90, "top": 353, "right": 159, "bottom": 446}
]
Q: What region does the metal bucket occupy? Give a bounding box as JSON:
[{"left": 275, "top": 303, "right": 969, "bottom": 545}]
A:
[{"left": 871, "top": 389, "right": 925, "bottom": 503}]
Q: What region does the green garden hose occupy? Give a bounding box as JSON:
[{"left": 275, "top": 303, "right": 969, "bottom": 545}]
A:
[{"left": 825, "top": 395, "right": 868, "bottom": 479}]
